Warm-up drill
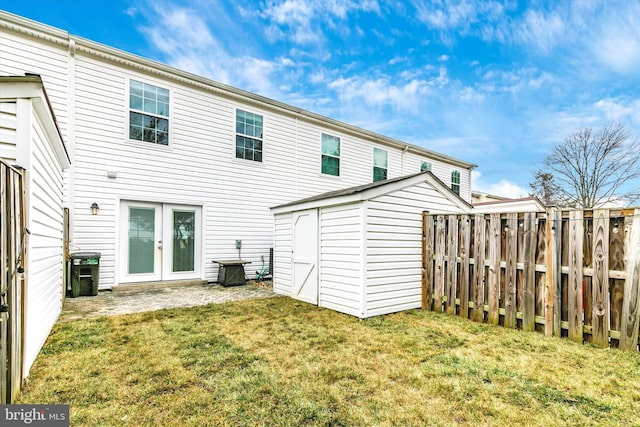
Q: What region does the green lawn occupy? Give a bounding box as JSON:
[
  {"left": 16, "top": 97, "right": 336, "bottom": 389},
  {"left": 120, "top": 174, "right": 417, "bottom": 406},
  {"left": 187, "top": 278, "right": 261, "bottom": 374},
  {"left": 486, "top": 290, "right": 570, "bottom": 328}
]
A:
[{"left": 18, "top": 296, "right": 640, "bottom": 426}]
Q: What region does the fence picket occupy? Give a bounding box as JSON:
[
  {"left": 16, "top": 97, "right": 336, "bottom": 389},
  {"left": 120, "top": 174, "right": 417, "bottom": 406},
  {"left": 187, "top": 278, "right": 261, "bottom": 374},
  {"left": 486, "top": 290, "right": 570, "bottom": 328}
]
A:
[
  {"left": 620, "top": 209, "right": 640, "bottom": 350},
  {"left": 445, "top": 215, "right": 458, "bottom": 315},
  {"left": 591, "top": 209, "right": 610, "bottom": 347},
  {"left": 487, "top": 214, "right": 500, "bottom": 325},
  {"left": 433, "top": 215, "right": 446, "bottom": 313},
  {"left": 472, "top": 215, "right": 485, "bottom": 322},
  {"left": 523, "top": 212, "right": 536, "bottom": 331},
  {"left": 421, "top": 212, "right": 434, "bottom": 310},
  {"left": 504, "top": 213, "right": 517, "bottom": 328},
  {"left": 544, "top": 209, "right": 555, "bottom": 336},
  {"left": 568, "top": 210, "right": 584, "bottom": 343},
  {"left": 458, "top": 215, "right": 470, "bottom": 319}
]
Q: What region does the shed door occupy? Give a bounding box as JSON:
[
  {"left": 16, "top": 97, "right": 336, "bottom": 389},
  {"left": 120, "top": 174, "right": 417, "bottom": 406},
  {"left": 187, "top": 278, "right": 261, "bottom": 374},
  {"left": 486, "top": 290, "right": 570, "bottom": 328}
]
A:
[{"left": 292, "top": 209, "right": 318, "bottom": 304}]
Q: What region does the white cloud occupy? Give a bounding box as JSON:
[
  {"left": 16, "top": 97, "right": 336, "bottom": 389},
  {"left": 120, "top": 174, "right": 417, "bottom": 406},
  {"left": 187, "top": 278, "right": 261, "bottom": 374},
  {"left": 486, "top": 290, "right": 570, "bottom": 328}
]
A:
[
  {"left": 591, "top": 5, "right": 640, "bottom": 74},
  {"left": 472, "top": 171, "right": 530, "bottom": 199},
  {"left": 259, "top": 0, "right": 380, "bottom": 45},
  {"left": 514, "top": 9, "right": 565, "bottom": 55}
]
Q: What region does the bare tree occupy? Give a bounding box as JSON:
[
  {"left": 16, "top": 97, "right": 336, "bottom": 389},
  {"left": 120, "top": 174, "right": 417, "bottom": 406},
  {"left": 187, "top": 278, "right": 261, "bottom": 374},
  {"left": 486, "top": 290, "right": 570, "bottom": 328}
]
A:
[{"left": 530, "top": 123, "right": 640, "bottom": 208}]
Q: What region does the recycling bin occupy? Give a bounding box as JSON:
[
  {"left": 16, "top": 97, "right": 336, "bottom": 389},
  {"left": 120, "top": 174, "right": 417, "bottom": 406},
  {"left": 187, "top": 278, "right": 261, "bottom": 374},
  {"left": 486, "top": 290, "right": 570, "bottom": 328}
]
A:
[{"left": 68, "top": 252, "right": 101, "bottom": 297}]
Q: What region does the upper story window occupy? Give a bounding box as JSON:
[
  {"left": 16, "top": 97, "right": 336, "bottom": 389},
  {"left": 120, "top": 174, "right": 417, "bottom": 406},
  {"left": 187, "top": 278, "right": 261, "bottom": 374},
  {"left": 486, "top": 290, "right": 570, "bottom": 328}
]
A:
[
  {"left": 420, "top": 161, "right": 432, "bottom": 172},
  {"left": 451, "top": 170, "right": 460, "bottom": 195},
  {"left": 236, "top": 109, "right": 263, "bottom": 162},
  {"left": 373, "top": 147, "right": 388, "bottom": 182},
  {"left": 321, "top": 133, "right": 340, "bottom": 176},
  {"left": 129, "top": 80, "right": 169, "bottom": 145}
]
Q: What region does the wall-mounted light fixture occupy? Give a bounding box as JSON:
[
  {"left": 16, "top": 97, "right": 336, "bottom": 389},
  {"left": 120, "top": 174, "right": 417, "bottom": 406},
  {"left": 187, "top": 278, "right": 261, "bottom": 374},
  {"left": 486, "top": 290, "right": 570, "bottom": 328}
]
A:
[{"left": 90, "top": 202, "right": 99, "bottom": 215}]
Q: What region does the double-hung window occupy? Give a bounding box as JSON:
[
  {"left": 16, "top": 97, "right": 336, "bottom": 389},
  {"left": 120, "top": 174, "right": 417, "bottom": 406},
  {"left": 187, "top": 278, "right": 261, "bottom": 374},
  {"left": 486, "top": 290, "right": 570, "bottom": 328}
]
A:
[
  {"left": 421, "top": 161, "right": 432, "bottom": 172},
  {"left": 373, "top": 147, "right": 388, "bottom": 182},
  {"left": 321, "top": 133, "right": 340, "bottom": 176},
  {"left": 451, "top": 170, "right": 460, "bottom": 195},
  {"left": 129, "top": 80, "right": 169, "bottom": 145},
  {"left": 236, "top": 109, "right": 263, "bottom": 162}
]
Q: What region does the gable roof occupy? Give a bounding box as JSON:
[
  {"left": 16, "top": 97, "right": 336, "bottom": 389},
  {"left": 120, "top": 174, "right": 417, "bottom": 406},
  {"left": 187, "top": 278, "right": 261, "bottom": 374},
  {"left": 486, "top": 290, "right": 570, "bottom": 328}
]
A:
[
  {"left": 0, "top": 74, "right": 70, "bottom": 167},
  {"left": 271, "top": 171, "right": 473, "bottom": 214},
  {"left": 0, "top": 11, "right": 476, "bottom": 171}
]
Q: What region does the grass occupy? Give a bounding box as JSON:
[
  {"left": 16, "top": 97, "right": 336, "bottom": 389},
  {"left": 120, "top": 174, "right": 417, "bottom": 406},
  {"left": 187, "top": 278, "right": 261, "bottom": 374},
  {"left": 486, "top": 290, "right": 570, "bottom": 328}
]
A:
[{"left": 17, "top": 296, "right": 640, "bottom": 426}]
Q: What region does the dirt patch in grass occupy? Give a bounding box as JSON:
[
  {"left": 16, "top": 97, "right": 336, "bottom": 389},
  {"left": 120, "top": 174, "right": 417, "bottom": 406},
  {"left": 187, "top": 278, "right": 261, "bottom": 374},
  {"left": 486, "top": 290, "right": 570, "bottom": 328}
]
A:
[{"left": 18, "top": 297, "right": 640, "bottom": 426}]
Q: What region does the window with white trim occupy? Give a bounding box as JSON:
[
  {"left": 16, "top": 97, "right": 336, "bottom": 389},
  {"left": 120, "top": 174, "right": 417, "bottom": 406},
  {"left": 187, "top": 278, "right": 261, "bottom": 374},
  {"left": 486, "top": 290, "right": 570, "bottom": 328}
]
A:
[
  {"left": 373, "top": 147, "right": 388, "bottom": 182},
  {"left": 236, "top": 109, "right": 263, "bottom": 162},
  {"left": 421, "top": 161, "right": 432, "bottom": 172},
  {"left": 451, "top": 170, "right": 460, "bottom": 195},
  {"left": 129, "top": 80, "right": 169, "bottom": 145},
  {"left": 321, "top": 133, "right": 340, "bottom": 176}
]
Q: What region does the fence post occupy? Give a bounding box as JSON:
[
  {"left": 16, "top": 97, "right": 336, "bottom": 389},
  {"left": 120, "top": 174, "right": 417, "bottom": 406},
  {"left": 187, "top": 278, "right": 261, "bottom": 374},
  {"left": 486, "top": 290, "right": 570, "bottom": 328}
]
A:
[{"left": 620, "top": 209, "right": 640, "bottom": 351}]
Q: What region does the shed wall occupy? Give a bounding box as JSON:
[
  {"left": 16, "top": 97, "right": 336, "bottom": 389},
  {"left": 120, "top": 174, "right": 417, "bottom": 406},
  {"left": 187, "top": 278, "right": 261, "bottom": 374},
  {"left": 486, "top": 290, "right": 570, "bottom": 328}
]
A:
[
  {"left": 364, "top": 182, "right": 463, "bottom": 317},
  {"left": 319, "top": 204, "right": 363, "bottom": 317},
  {"left": 273, "top": 213, "right": 292, "bottom": 295},
  {"left": 23, "top": 108, "right": 65, "bottom": 376},
  {"left": 0, "top": 102, "right": 17, "bottom": 160}
]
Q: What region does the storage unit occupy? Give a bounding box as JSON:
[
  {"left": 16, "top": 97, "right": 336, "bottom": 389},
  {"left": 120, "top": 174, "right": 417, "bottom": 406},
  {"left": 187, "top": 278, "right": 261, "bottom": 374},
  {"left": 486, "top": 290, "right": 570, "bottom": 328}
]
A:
[
  {"left": 68, "top": 252, "right": 101, "bottom": 297},
  {"left": 212, "top": 260, "right": 250, "bottom": 286},
  {"left": 271, "top": 171, "right": 472, "bottom": 318}
]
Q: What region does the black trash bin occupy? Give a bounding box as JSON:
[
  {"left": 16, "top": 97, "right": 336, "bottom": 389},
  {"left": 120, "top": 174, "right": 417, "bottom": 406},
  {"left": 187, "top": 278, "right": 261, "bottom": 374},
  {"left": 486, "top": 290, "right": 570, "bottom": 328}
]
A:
[{"left": 68, "top": 252, "right": 101, "bottom": 297}]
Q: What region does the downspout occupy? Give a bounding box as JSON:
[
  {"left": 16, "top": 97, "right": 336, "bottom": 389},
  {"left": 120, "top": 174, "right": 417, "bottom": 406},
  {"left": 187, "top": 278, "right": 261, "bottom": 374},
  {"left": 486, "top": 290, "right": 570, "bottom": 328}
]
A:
[{"left": 401, "top": 145, "right": 409, "bottom": 175}]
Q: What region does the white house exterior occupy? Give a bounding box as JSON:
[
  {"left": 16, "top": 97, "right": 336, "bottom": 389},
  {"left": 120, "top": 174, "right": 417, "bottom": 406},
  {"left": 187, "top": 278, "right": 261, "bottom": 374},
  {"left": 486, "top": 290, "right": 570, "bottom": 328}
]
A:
[
  {"left": 0, "top": 75, "right": 69, "bottom": 377},
  {"left": 0, "top": 11, "right": 476, "bottom": 290},
  {"left": 271, "top": 172, "right": 472, "bottom": 318}
]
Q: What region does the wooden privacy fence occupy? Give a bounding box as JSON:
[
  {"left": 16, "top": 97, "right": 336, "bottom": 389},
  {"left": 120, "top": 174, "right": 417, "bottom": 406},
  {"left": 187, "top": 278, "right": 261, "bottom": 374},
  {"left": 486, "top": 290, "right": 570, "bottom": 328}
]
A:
[
  {"left": 0, "top": 160, "right": 26, "bottom": 403},
  {"left": 422, "top": 208, "right": 640, "bottom": 351}
]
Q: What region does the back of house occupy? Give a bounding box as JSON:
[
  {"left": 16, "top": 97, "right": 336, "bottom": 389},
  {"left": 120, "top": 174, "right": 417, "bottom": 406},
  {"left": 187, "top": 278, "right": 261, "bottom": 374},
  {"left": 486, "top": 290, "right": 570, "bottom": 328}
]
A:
[{"left": 0, "top": 10, "right": 476, "bottom": 291}]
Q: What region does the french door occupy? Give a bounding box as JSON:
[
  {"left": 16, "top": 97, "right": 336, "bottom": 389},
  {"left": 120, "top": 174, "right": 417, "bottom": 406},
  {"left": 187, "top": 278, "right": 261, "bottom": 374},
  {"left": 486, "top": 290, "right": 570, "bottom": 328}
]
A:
[{"left": 120, "top": 201, "right": 202, "bottom": 283}]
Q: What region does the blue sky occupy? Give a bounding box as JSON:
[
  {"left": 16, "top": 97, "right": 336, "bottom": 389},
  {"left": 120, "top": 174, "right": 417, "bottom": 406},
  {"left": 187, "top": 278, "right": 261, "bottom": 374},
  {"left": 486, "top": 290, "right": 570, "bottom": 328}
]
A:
[{"left": 4, "top": 0, "right": 640, "bottom": 198}]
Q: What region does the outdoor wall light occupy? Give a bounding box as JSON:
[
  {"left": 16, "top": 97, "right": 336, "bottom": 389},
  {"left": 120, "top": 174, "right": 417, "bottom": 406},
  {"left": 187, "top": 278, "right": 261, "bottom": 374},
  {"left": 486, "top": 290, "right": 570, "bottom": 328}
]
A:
[{"left": 90, "top": 202, "right": 99, "bottom": 215}]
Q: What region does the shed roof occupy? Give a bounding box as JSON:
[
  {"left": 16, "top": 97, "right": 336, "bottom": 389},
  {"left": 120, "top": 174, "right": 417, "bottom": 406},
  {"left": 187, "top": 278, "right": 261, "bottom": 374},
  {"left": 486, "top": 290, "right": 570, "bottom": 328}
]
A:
[
  {"left": 0, "top": 74, "right": 70, "bottom": 168},
  {"left": 271, "top": 171, "right": 473, "bottom": 214}
]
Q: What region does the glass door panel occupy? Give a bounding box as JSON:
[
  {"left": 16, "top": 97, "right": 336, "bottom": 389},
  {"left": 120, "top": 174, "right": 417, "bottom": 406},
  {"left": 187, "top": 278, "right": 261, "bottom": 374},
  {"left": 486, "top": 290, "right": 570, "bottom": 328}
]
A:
[
  {"left": 128, "top": 207, "right": 156, "bottom": 274},
  {"left": 172, "top": 210, "right": 195, "bottom": 272}
]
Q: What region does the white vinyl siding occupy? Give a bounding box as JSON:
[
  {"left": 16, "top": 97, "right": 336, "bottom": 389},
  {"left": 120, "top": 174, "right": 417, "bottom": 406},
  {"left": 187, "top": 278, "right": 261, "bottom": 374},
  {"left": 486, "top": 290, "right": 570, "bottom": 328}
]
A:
[
  {"left": 0, "top": 101, "right": 17, "bottom": 160},
  {"left": 273, "top": 213, "right": 292, "bottom": 295},
  {"left": 24, "top": 109, "right": 66, "bottom": 375},
  {"left": 0, "top": 31, "right": 70, "bottom": 136},
  {"left": 364, "top": 182, "right": 460, "bottom": 317},
  {"left": 1, "top": 15, "right": 474, "bottom": 290},
  {"left": 319, "top": 204, "right": 363, "bottom": 317}
]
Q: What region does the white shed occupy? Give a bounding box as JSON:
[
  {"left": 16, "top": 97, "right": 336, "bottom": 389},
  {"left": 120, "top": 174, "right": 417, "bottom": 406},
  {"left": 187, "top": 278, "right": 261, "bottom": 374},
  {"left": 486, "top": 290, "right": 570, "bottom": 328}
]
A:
[
  {"left": 0, "top": 75, "right": 70, "bottom": 380},
  {"left": 271, "top": 171, "right": 472, "bottom": 318}
]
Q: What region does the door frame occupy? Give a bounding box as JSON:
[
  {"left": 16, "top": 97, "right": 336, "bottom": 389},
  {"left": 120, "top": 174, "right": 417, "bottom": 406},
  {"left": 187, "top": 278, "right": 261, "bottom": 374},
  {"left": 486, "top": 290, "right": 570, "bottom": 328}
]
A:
[{"left": 118, "top": 200, "right": 203, "bottom": 284}]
